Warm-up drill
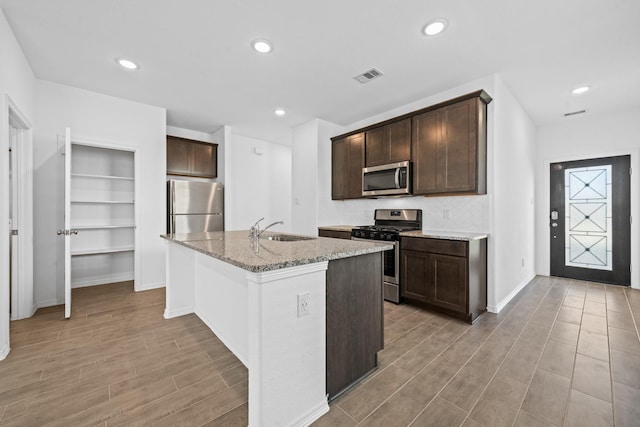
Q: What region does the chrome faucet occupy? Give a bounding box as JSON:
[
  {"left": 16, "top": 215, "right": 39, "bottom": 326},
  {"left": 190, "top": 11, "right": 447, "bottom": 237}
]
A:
[
  {"left": 248, "top": 217, "right": 284, "bottom": 240},
  {"left": 249, "top": 217, "right": 264, "bottom": 240},
  {"left": 258, "top": 221, "right": 284, "bottom": 237}
]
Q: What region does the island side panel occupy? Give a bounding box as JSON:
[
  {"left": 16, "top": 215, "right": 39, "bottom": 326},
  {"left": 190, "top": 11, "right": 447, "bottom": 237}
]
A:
[
  {"left": 164, "top": 240, "right": 196, "bottom": 318},
  {"left": 326, "top": 252, "right": 383, "bottom": 400},
  {"left": 194, "top": 252, "right": 249, "bottom": 366},
  {"left": 247, "top": 263, "right": 330, "bottom": 427}
]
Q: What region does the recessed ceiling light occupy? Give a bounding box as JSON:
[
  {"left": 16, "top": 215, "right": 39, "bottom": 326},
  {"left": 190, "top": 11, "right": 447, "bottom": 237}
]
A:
[
  {"left": 252, "top": 40, "right": 273, "bottom": 54},
  {"left": 274, "top": 109, "right": 286, "bottom": 116},
  {"left": 571, "top": 86, "right": 590, "bottom": 95},
  {"left": 423, "top": 19, "right": 448, "bottom": 36},
  {"left": 116, "top": 58, "right": 139, "bottom": 70}
]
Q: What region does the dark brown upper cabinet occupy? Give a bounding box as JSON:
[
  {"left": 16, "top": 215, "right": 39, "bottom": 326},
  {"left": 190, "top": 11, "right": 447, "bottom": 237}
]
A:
[
  {"left": 412, "top": 96, "right": 488, "bottom": 195},
  {"left": 331, "top": 90, "right": 491, "bottom": 199},
  {"left": 166, "top": 136, "right": 218, "bottom": 178},
  {"left": 365, "top": 118, "right": 411, "bottom": 167},
  {"left": 332, "top": 133, "right": 364, "bottom": 200}
]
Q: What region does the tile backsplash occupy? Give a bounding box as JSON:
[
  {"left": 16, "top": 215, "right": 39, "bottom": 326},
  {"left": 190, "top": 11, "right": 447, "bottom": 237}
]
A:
[{"left": 334, "top": 194, "right": 491, "bottom": 233}]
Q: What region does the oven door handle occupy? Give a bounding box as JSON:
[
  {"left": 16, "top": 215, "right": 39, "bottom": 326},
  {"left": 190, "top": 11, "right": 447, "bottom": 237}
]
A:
[
  {"left": 351, "top": 236, "right": 398, "bottom": 247},
  {"left": 394, "top": 168, "right": 400, "bottom": 189}
]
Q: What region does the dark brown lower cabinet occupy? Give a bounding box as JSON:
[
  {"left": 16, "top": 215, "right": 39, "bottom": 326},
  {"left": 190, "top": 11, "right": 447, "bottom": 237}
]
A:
[
  {"left": 318, "top": 229, "right": 352, "bottom": 240},
  {"left": 401, "top": 237, "right": 487, "bottom": 323},
  {"left": 326, "top": 252, "right": 383, "bottom": 400}
]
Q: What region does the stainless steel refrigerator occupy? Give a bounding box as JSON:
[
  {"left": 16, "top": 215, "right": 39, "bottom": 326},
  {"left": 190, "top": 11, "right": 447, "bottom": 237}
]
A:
[{"left": 167, "top": 180, "right": 224, "bottom": 233}]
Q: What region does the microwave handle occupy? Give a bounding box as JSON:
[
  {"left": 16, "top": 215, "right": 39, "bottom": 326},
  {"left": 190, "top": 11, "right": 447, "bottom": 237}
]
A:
[{"left": 394, "top": 168, "right": 400, "bottom": 189}]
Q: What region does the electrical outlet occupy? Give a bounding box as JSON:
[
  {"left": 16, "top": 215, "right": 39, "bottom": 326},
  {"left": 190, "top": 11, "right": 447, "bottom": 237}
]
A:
[
  {"left": 443, "top": 209, "right": 450, "bottom": 219},
  {"left": 297, "top": 293, "right": 310, "bottom": 317}
]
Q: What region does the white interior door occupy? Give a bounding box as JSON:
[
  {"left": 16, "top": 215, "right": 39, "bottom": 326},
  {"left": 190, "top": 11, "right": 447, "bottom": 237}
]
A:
[{"left": 64, "top": 128, "right": 72, "bottom": 318}]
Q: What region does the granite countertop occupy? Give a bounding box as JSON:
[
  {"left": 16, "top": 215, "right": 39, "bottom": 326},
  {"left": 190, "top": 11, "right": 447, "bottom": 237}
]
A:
[
  {"left": 400, "top": 230, "right": 489, "bottom": 241},
  {"left": 318, "top": 225, "right": 358, "bottom": 232},
  {"left": 162, "top": 230, "right": 393, "bottom": 273}
]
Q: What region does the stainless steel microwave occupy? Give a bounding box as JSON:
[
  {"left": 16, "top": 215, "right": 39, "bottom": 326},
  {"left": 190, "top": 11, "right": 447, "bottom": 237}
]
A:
[{"left": 362, "top": 161, "right": 411, "bottom": 197}]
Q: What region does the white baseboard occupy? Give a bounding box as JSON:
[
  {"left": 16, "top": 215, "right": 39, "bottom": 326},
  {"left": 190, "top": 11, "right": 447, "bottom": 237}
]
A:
[
  {"left": 72, "top": 273, "right": 134, "bottom": 289},
  {"left": 290, "top": 400, "right": 330, "bottom": 427},
  {"left": 487, "top": 273, "right": 536, "bottom": 313},
  {"left": 9, "top": 303, "right": 39, "bottom": 320},
  {"left": 37, "top": 298, "right": 62, "bottom": 309},
  {"left": 135, "top": 282, "right": 165, "bottom": 292},
  {"left": 0, "top": 343, "right": 9, "bottom": 361},
  {"left": 163, "top": 306, "right": 194, "bottom": 319},
  {"left": 195, "top": 307, "right": 249, "bottom": 367}
]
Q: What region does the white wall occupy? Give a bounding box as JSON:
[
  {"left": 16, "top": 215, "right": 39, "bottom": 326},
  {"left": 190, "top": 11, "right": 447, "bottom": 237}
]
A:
[
  {"left": 291, "top": 120, "right": 319, "bottom": 235},
  {"left": 301, "top": 74, "right": 538, "bottom": 313},
  {"left": 0, "top": 8, "right": 36, "bottom": 359},
  {"left": 315, "top": 75, "right": 497, "bottom": 232},
  {"left": 489, "top": 76, "right": 537, "bottom": 310},
  {"left": 291, "top": 119, "right": 345, "bottom": 236},
  {"left": 224, "top": 132, "right": 292, "bottom": 232},
  {"left": 34, "top": 80, "right": 167, "bottom": 307},
  {"left": 535, "top": 108, "right": 640, "bottom": 289}
]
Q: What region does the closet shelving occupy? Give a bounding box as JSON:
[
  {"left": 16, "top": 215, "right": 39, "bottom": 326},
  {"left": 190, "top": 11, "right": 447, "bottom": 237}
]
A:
[{"left": 69, "top": 143, "right": 135, "bottom": 287}]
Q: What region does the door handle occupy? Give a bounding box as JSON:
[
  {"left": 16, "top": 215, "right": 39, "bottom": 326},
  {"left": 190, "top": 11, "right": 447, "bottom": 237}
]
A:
[{"left": 57, "top": 229, "right": 77, "bottom": 235}]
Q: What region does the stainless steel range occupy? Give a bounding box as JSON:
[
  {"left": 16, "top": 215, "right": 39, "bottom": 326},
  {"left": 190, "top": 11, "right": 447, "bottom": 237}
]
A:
[{"left": 351, "top": 209, "right": 422, "bottom": 303}]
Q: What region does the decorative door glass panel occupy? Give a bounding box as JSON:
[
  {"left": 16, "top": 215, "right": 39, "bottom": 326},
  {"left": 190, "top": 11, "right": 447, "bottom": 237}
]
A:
[{"left": 564, "top": 165, "right": 612, "bottom": 270}]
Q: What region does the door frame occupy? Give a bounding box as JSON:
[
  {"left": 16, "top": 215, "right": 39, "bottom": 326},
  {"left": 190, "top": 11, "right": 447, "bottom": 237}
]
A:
[
  {"left": 550, "top": 156, "right": 630, "bottom": 284},
  {"left": 59, "top": 134, "right": 141, "bottom": 302},
  {"left": 538, "top": 149, "right": 639, "bottom": 289},
  {"left": 1, "top": 96, "right": 34, "bottom": 360}
]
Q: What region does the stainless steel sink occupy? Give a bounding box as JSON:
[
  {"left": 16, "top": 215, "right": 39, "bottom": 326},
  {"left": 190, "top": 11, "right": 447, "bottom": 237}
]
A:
[{"left": 260, "top": 234, "right": 316, "bottom": 242}]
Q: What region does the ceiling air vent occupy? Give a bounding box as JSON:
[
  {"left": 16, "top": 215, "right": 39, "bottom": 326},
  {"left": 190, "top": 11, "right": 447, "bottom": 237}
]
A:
[
  {"left": 354, "top": 68, "right": 384, "bottom": 84},
  {"left": 564, "top": 109, "right": 587, "bottom": 117}
]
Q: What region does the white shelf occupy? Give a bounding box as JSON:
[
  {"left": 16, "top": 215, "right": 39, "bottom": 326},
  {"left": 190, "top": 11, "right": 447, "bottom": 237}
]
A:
[
  {"left": 71, "top": 200, "right": 134, "bottom": 204},
  {"left": 69, "top": 143, "right": 136, "bottom": 288},
  {"left": 73, "top": 224, "right": 135, "bottom": 230},
  {"left": 72, "top": 246, "right": 134, "bottom": 256},
  {"left": 72, "top": 173, "right": 134, "bottom": 181}
]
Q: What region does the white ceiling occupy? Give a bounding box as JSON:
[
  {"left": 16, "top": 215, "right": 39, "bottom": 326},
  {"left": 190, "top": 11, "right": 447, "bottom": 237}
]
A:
[{"left": 2, "top": 0, "right": 639, "bottom": 143}]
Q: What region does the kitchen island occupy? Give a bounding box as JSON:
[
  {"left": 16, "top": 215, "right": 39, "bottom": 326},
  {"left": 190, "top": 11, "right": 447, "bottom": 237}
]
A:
[{"left": 162, "top": 231, "right": 392, "bottom": 427}]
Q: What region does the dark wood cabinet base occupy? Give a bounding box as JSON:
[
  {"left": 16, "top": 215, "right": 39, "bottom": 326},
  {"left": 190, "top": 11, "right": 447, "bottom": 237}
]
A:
[
  {"left": 401, "top": 237, "right": 487, "bottom": 324},
  {"left": 326, "top": 252, "right": 383, "bottom": 400},
  {"left": 402, "top": 297, "right": 485, "bottom": 324}
]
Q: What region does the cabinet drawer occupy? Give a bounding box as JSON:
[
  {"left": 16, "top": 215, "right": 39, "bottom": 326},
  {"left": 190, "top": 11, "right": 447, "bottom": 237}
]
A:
[{"left": 401, "top": 237, "right": 467, "bottom": 257}]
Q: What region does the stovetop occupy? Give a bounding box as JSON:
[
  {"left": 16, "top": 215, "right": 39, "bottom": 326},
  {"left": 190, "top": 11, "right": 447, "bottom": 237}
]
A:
[{"left": 350, "top": 209, "right": 423, "bottom": 241}]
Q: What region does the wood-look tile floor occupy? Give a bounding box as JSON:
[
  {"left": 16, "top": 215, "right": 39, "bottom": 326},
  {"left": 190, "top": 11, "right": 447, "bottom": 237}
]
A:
[
  {"left": 2, "top": 277, "right": 640, "bottom": 426},
  {"left": 0, "top": 281, "right": 248, "bottom": 427},
  {"left": 314, "top": 276, "right": 640, "bottom": 427}
]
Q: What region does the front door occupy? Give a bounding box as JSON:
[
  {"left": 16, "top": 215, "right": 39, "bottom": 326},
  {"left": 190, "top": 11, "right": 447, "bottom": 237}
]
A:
[{"left": 550, "top": 156, "right": 631, "bottom": 285}]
